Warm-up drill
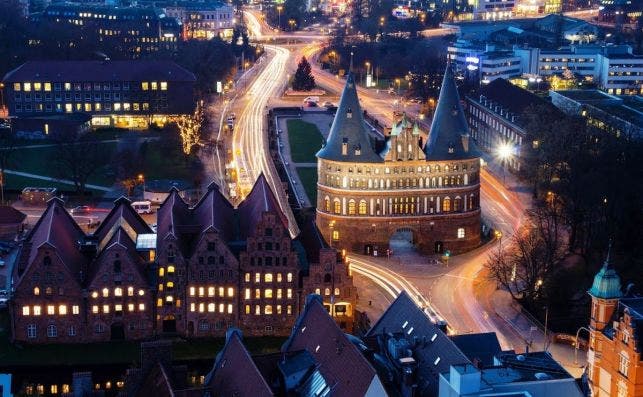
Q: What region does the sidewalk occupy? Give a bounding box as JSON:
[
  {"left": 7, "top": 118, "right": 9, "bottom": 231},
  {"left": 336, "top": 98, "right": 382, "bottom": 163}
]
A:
[{"left": 4, "top": 170, "right": 111, "bottom": 192}]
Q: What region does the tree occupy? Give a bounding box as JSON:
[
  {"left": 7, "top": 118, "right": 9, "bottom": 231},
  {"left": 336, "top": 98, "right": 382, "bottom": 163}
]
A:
[
  {"left": 176, "top": 101, "right": 205, "bottom": 155},
  {"left": 292, "top": 56, "right": 316, "bottom": 91},
  {"left": 0, "top": 130, "right": 17, "bottom": 203},
  {"left": 49, "top": 131, "right": 109, "bottom": 196}
]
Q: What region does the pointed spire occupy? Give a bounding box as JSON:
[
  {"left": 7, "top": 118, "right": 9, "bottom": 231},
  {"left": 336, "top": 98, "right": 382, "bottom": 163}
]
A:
[
  {"left": 603, "top": 240, "right": 613, "bottom": 270},
  {"left": 589, "top": 239, "right": 622, "bottom": 300},
  {"left": 316, "top": 73, "right": 383, "bottom": 163},
  {"left": 424, "top": 64, "right": 477, "bottom": 161}
]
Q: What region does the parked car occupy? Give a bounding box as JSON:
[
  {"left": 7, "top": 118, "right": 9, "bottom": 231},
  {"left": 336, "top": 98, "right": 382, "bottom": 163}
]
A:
[{"left": 70, "top": 205, "right": 92, "bottom": 214}]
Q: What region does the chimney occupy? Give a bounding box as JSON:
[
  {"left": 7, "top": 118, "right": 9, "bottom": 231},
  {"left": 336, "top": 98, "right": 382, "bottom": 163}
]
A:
[{"left": 461, "top": 134, "right": 470, "bottom": 153}]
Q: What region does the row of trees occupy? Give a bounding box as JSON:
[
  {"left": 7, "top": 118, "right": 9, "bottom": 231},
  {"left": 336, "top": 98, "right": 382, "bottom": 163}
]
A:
[{"left": 487, "top": 108, "right": 643, "bottom": 332}]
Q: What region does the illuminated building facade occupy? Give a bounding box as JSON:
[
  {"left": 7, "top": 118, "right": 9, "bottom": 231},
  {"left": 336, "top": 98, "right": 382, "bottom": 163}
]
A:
[
  {"left": 316, "top": 67, "right": 481, "bottom": 256},
  {"left": 11, "top": 178, "right": 356, "bottom": 343},
  {"left": 587, "top": 253, "right": 643, "bottom": 397},
  {"left": 2, "top": 60, "right": 196, "bottom": 131},
  {"left": 165, "top": 2, "right": 235, "bottom": 40},
  {"left": 37, "top": 4, "right": 180, "bottom": 58}
]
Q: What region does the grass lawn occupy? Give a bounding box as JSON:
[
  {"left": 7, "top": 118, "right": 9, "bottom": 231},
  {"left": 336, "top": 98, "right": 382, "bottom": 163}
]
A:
[
  {"left": 11, "top": 142, "right": 117, "bottom": 187},
  {"left": 286, "top": 119, "right": 324, "bottom": 163},
  {"left": 0, "top": 312, "right": 284, "bottom": 367},
  {"left": 140, "top": 140, "right": 200, "bottom": 182},
  {"left": 296, "top": 167, "right": 318, "bottom": 205}
]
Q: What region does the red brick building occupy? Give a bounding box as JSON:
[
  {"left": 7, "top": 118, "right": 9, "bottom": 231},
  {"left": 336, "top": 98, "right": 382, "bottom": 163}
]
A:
[
  {"left": 316, "top": 66, "right": 481, "bottom": 256},
  {"left": 11, "top": 176, "right": 356, "bottom": 343}
]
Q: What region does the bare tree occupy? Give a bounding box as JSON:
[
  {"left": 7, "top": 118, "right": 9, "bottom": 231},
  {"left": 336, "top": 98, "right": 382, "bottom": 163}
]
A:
[
  {"left": 49, "top": 131, "right": 109, "bottom": 195},
  {"left": 0, "top": 130, "right": 17, "bottom": 203}
]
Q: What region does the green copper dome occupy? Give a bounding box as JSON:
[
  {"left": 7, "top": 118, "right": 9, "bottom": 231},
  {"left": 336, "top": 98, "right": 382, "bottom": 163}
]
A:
[{"left": 588, "top": 249, "right": 622, "bottom": 300}]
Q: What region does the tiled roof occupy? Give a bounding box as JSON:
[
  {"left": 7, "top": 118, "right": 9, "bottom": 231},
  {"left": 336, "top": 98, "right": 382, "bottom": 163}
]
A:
[
  {"left": 191, "top": 182, "right": 235, "bottom": 240},
  {"left": 156, "top": 188, "right": 193, "bottom": 257},
  {"left": 134, "top": 363, "right": 175, "bottom": 397},
  {"left": 316, "top": 73, "right": 383, "bottom": 163},
  {"left": 205, "top": 329, "right": 274, "bottom": 397},
  {"left": 3, "top": 60, "right": 196, "bottom": 83},
  {"left": 236, "top": 174, "right": 289, "bottom": 240},
  {"left": 367, "top": 291, "right": 470, "bottom": 396},
  {"left": 425, "top": 65, "right": 477, "bottom": 161},
  {"left": 283, "top": 295, "right": 382, "bottom": 397},
  {"left": 0, "top": 206, "right": 26, "bottom": 224},
  {"left": 21, "top": 198, "right": 87, "bottom": 279}
]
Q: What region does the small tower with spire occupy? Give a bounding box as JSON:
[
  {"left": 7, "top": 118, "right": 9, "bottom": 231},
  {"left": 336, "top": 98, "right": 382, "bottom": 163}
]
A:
[{"left": 588, "top": 245, "right": 622, "bottom": 331}]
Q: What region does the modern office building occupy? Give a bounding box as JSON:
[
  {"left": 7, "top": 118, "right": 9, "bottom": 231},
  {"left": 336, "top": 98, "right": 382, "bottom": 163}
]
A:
[
  {"left": 448, "top": 41, "right": 522, "bottom": 83},
  {"left": 2, "top": 60, "right": 196, "bottom": 132}
]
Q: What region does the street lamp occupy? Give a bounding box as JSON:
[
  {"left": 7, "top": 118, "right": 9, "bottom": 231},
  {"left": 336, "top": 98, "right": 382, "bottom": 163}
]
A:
[
  {"left": 138, "top": 174, "right": 145, "bottom": 199},
  {"left": 288, "top": 19, "right": 296, "bottom": 31},
  {"left": 574, "top": 326, "right": 591, "bottom": 365},
  {"left": 497, "top": 142, "right": 512, "bottom": 185},
  {"left": 365, "top": 61, "right": 371, "bottom": 87},
  {"left": 276, "top": 5, "right": 283, "bottom": 29},
  {"left": 395, "top": 78, "right": 401, "bottom": 95}
]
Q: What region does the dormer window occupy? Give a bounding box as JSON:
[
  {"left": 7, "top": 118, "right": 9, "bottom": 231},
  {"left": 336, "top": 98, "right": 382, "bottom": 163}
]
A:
[
  {"left": 342, "top": 137, "right": 348, "bottom": 155},
  {"left": 346, "top": 107, "right": 353, "bottom": 119},
  {"left": 448, "top": 142, "right": 455, "bottom": 154},
  {"left": 354, "top": 144, "right": 361, "bottom": 156}
]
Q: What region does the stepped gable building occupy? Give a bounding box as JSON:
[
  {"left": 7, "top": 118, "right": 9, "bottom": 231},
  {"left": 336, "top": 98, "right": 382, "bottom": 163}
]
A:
[
  {"left": 316, "top": 66, "right": 481, "bottom": 255},
  {"left": 11, "top": 197, "right": 155, "bottom": 343},
  {"left": 587, "top": 249, "right": 643, "bottom": 397},
  {"left": 11, "top": 177, "right": 356, "bottom": 343}
]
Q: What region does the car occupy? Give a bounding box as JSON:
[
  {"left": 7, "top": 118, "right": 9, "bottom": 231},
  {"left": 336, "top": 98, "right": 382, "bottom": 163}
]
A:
[
  {"left": 70, "top": 205, "right": 91, "bottom": 214},
  {"left": 323, "top": 101, "right": 335, "bottom": 108}
]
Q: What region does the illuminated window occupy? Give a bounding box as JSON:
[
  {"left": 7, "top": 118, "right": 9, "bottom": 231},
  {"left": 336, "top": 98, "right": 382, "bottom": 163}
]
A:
[
  {"left": 334, "top": 288, "right": 340, "bottom": 296},
  {"left": 114, "top": 103, "right": 121, "bottom": 111},
  {"left": 84, "top": 103, "right": 91, "bottom": 112},
  {"left": 123, "top": 103, "right": 130, "bottom": 111},
  {"left": 160, "top": 81, "right": 168, "bottom": 90},
  {"left": 219, "top": 303, "right": 225, "bottom": 313},
  {"left": 13, "top": 83, "right": 20, "bottom": 91},
  {"left": 129, "top": 303, "right": 135, "bottom": 312},
  {"left": 59, "top": 305, "right": 67, "bottom": 315},
  {"left": 166, "top": 281, "right": 174, "bottom": 289},
  {"left": 265, "top": 305, "right": 273, "bottom": 315},
  {"left": 324, "top": 288, "right": 330, "bottom": 296},
  {"left": 158, "top": 283, "right": 163, "bottom": 292},
  {"left": 159, "top": 267, "right": 165, "bottom": 277},
  {"left": 44, "top": 82, "right": 51, "bottom": 91},
  {"left": 255, "top": 305, "right": 260, "bottom": 315},
  {"left": 189, "top": 287, "right": 196, "bottom": 296},
  {"left": 255, "top": 289, "right": 261, "bottom": 299},
  {"left": 277, "top": 289, "right": 283, "bottom": 299},
  {"left": 165, "top": 295, "right": 173, "bottom": 302},
  {"left": 138, "top": 289, "right": 145, "bottom": 296},
  {"left": 167, "top": 265, "right": 175, "bottom": 273},
  {"left": 277, "top": 273, "right": 282, "bottom": 282},
  {"left": 115, "top": 304, "right": 123, "bottom": 312},
  {"left": 443, "top": 197, "right": 451, "bottom": 212},
  {"left": 199, "top": 303, "right": 205, "bottom": 313},
  {"left": 157, "top": 299, "right": 162, "bottom": 307},
  {"left": 277, "top": 305, "right": 282, "bottom": 314},
  {"left": 315, "top": 288, "right": 321, "bottom": 295},
  {"left": 227, "top": 287, "right": 234, "bottom": 297},
  {"left": 65, "top": 103, "right": 72, "bottom": 113},
  {"left": 22, "top": 306, "right": 30, "bottom": 316},
  {"left": 102, "top": 288, "right": 109, "bottom": 297},
  {"left": 64, "top": 82, "right": 71, "bottom": 91},
  {"left": 139, "top": 303, "right": 145, "bottom": 311},
  {"left": 114, "top": 287, "right": 122, "bottom": 297},
  {"left": 103, "top": 305, "right": 109, "bottom": 314},
  {"left": 334, "top": 200, "right": 341, "bottom": 214},
  {"left": 287, "top": 288, "right": 293, "bottom": 299},
  {"left": 218, "top": 287, "right": 224, "bottom": 297},
  {"left": 208, "top": 303, "right": 215, "bottom": 312},
  {"left": 128, "top": 286, "right": 134, "bottom": 296},
  {"left": 198, "top": 287, "right": 204, "bottom": 297},
  {"left": 190, "top": 303, "right": 195, "bottom": 312},
  {"left": 255, "top": 273, "right": 261, "bottom": 283},
  {"left": 151, "top": 81, "right": 158, "bottom": 90},
  {"left": 245, "top": 288, "right": 251, "bottom": 299},
  {"left": 34, "top": 82, "right": 41, "bottom": 91},
  {"left": 34, "top": 287, "right": 40, "bottom": 296},
  {"left": 332, "top": 230, "right": 339, "bottom": 240},
  {"left": 92, "top": 305, "right": 98, "bottom": 313},
  {"left": 245, "top": 305, "right": 251, "bottom": 314},
  {"left": 348, "top": 200, "right": 356, "bottom": 215},
  {"left": 265, "top": 289, "right": 273, "bottom": 298},
  {"left": 227, "top": 304, "right": 233, "bottom": 314},
  {"left": 208, "top": 286, "right": 215, "bottom": 297},
  {"left": 457, "top": 228, "right": 465, "bottom": 238},
  {"left": 287, "top": 305, "right": 292, "bottom": 315},
  {"left": 95, "top": 103, "right": 101, "bottom": 111},
  {"left": 245, "top": 273, "right": 251, "bottom": 282},
  {"left": 265, "top": 273, "right": 273, "bottom": 282},
  {"left": 72, "top": 305, "right": 79, "bottom": 315},
  {"left": 23, "top": 83, "right": 31, "bottom": 92},
  {"left": 287, "top": 273, "right": 293, "bottom": 282},
  {"left": 47, "top": 305, "right": 55, "bottom": 315},
  {"left": 141, "top": 82, "right": 149, "bottom": 90},
  {"left": 359, "top": 200, "right": 367, "bottom": 215}
]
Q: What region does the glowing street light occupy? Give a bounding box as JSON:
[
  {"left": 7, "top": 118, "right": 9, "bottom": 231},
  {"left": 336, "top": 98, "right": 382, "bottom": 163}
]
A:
[
  {"left": 497, "top": 142, "right": 512, "bottom": 185},
  {"left": 276, "top": 5, "right": 283, "bottom": 29},
  {"left": 138, "top": 174, "right": 146, "bottom": 199}
]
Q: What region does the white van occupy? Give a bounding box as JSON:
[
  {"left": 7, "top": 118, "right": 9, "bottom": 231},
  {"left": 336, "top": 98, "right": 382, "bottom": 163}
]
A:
[{"left": 132, "top": 201, "right": 153, "bottom": 214}]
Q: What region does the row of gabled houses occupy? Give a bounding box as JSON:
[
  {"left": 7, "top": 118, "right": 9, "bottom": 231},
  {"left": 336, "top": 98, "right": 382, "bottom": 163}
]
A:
[{"left": 9, "top": 175, "right": 357, "bottom": 343}]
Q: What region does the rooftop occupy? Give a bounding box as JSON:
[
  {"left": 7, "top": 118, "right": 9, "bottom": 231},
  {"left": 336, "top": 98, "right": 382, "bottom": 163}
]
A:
[
  {"left": 620, "top": 297, "right": 643, "bottom": 319},
  {"left": 553, "top": 89, "right": 614, "bottom": 102},
  {"left": 3, "top": 61, "right": 196, "bottom": 84}
]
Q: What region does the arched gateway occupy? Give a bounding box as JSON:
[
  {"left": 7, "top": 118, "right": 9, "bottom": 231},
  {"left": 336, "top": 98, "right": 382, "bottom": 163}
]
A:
[{"left": 316, "top": 66, "right": 481, "bottom": 256}]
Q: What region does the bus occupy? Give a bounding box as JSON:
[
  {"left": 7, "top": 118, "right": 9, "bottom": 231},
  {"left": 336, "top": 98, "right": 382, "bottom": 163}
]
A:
[{"left": 132, "top": 201, "right": 153, "bottom": 214}]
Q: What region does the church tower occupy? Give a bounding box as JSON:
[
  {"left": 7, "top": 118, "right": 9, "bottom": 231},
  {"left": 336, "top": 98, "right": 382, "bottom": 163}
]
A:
[{"left": 588, "top": 247, "right": 622, "bottom": 331}]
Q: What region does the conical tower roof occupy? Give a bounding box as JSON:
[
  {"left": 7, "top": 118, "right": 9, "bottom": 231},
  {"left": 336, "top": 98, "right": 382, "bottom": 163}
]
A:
[
  {"left": 589, "top": 246, "right": 622, "bottom": 300},
  {"left": 424, "top": 65, "right": 476, "bottom": 160},
  {"left": 316, "top": 73, "right": 382, "bottom": 163}
]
